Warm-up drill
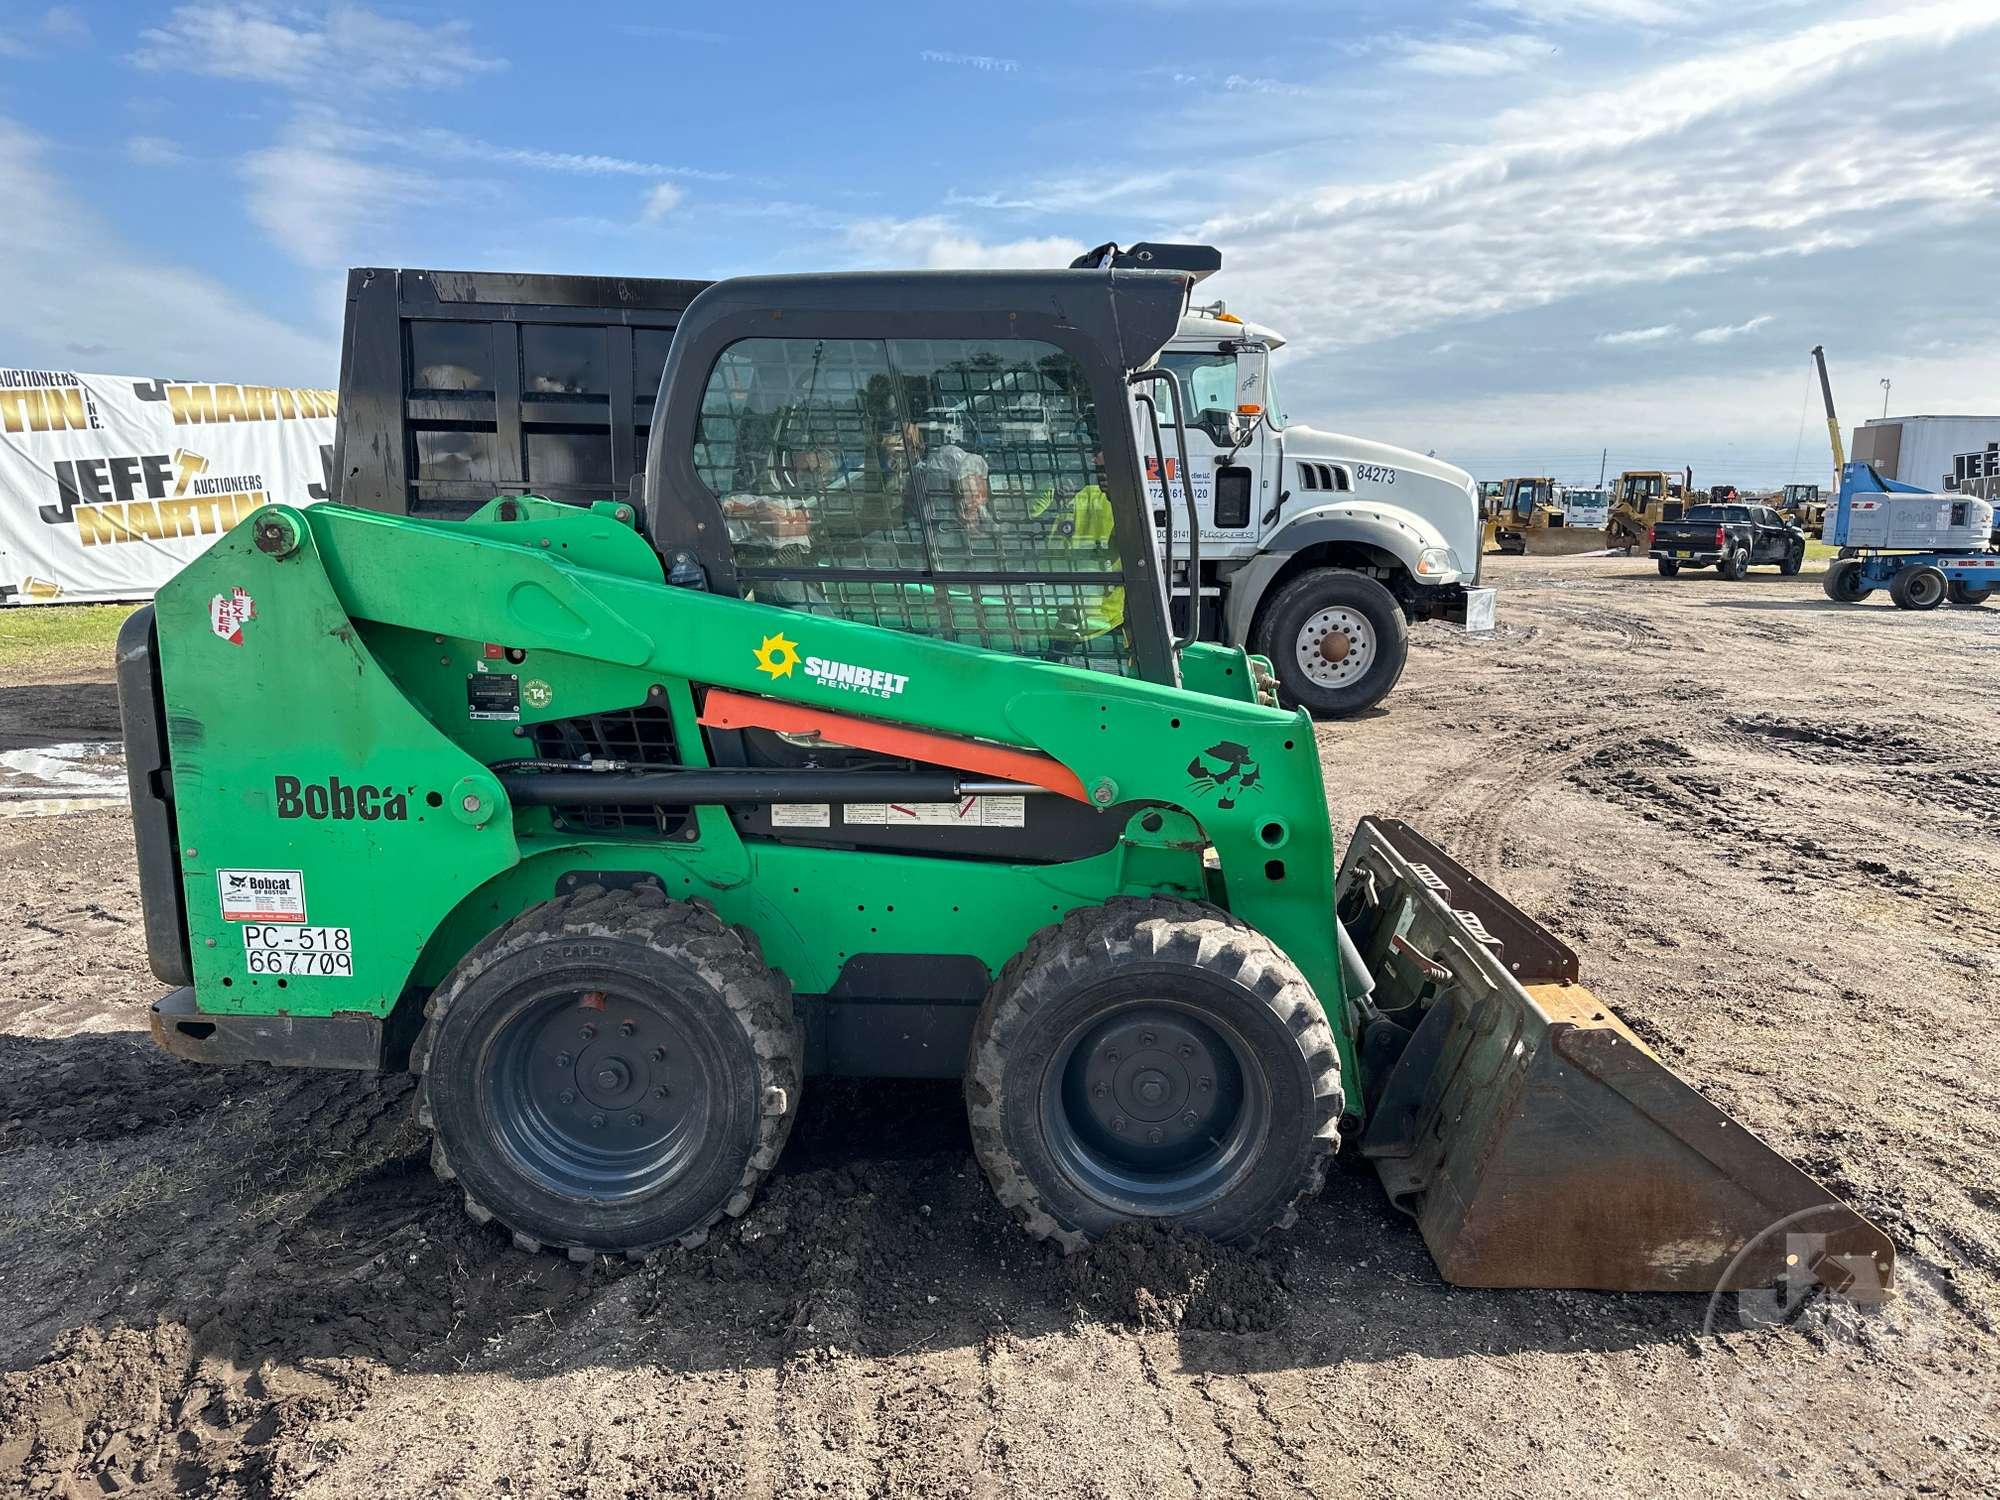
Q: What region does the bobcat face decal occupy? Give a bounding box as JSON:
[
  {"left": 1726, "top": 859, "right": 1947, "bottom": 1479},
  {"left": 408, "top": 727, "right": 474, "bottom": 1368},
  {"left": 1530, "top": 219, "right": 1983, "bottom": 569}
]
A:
[{"left": 1186, "top": 740, "right": 1263, "bottom": 810}]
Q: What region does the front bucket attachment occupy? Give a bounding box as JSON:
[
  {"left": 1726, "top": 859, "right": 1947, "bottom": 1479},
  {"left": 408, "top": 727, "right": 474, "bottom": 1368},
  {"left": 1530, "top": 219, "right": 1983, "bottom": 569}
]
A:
[{"left": 1337, "top": 817, "right": 1895, "bottom": 1295}]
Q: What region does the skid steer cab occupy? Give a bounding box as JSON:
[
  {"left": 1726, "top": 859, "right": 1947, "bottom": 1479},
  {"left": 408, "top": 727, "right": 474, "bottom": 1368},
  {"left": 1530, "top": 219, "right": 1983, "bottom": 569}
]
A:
[{"left": 119, "top": 266, "right": 1891, "bottom": 1295}]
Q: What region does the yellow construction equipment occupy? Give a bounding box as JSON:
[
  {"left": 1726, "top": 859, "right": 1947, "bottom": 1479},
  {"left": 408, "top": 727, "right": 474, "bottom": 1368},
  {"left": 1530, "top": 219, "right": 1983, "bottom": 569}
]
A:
[
  {"left": 1775, "top": 482, "right": 1826, "bottom": 538},
  {"left": 1490, "top": 476, "right": 1555, "bottom": 555},
  {"left": 1606, "top": 469, "right": 1693, "bottom": 552}
]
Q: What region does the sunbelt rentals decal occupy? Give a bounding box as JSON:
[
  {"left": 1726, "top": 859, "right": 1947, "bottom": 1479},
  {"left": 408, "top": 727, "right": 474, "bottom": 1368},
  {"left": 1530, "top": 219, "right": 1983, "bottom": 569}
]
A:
[{"left": 753, "top": 631, "right": 909, "bottom": 700}]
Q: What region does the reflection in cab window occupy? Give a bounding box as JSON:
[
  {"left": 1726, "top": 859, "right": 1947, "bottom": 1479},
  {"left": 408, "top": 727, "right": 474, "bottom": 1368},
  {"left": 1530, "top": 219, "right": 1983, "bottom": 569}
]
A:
[{"left": 693, "top": 337, "right": 1132, "bottom": 672}]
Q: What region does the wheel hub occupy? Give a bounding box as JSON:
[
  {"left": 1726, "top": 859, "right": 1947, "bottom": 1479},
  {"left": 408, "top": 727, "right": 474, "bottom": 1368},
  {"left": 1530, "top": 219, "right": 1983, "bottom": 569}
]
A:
[
  {"left": 1060, "top": 1005, "right": 1247, "bottom": 1187},
  {"left": 490, "top": 989, "right": 704, "bottom": 1199},
  {"left": 1296, "top": 606, "right": 1376, "bottom": 688}
]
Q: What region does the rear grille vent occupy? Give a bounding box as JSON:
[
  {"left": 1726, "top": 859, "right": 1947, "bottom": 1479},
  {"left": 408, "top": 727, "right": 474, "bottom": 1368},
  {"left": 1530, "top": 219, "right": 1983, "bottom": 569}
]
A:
[{"left": 529, "top": 705, "right": 688, "bottom": 836}]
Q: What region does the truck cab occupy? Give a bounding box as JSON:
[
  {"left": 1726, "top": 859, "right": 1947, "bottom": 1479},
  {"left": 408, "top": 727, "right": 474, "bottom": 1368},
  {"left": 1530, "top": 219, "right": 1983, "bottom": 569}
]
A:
[{"left": 1079, "top": 243, "right": 1490, "bottom": 718}]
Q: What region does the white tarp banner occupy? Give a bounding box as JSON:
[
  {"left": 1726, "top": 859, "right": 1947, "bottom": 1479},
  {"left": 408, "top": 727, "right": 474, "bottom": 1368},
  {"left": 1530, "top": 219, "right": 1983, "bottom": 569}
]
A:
[{"left": 0, "top": 368, "right": 336, "bottom": 605}]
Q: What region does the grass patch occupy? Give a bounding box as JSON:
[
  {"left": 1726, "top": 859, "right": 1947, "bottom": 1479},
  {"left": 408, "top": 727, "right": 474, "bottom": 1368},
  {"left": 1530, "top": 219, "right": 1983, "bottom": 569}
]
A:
[
  {"left": 1805, "top": 540, "right": 1843, "bottom": 561},
  {"left": 0, "top": 603, "right": 140, "bottom": 675}
]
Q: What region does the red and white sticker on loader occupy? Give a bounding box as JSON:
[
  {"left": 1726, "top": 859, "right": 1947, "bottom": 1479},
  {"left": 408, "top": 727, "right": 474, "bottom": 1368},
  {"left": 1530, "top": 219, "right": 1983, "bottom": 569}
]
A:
[
  {"left": 843, "top": 796, "right": 1026, "bottom": 828},
  {"left": 210, "top": 586, "right": 256, "bottom": 644},
  {"left": 217, "top": 868, "right": 306, "bottom": 923}
]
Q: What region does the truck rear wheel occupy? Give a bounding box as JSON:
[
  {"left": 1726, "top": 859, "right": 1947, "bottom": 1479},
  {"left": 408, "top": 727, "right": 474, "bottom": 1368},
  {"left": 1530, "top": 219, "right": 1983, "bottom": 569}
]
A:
[
  {"left": 1947, "top": 580, "right": 1993, "bottom": 607},
  {"left": 1251, "top": 568, "right": 1409, "bottom": 719},
  {"left": 965, "top": 898, "right": 1343, "bottom": 1251},
  {"left": 1656, "top": 558, "right": 1681, "bottom": 577},
  {"left": 1719, "top": 546, "right": 1750, "bottom": 581},
  {"left": 415, "top": 886, "right": 801, "bottom": 1259},
  {"left": 1889, "top": 566, "right": 1946, "bottom": 611}
]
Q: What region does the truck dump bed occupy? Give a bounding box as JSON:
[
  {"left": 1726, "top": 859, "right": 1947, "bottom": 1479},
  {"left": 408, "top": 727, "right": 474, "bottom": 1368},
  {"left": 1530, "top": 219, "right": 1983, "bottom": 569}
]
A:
[{"left": 333, "top": 267, "right": 712, "bottom": 519}]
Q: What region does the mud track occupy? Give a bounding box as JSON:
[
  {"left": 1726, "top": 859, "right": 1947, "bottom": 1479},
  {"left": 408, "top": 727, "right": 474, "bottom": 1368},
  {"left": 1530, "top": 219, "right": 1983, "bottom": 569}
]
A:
[{"left": 3, "top": 556, "right": 1997, "bottom": 1497}]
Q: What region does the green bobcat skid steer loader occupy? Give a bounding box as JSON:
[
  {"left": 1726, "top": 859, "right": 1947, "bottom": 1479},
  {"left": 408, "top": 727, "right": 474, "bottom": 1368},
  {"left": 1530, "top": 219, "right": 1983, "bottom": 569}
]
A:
[{"left": 116, "top": 265, "right": 1892, "bottom": 1294}]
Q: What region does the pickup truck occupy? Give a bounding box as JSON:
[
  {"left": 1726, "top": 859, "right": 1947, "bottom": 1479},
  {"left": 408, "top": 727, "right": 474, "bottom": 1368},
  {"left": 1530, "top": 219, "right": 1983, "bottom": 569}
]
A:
[{"left": 1649, "top": 503, "right": 1806, "bottom": 580}]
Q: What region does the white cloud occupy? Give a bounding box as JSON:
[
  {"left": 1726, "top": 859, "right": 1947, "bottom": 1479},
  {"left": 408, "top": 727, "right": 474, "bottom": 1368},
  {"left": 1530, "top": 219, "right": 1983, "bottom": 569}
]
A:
[
  {"left": 919, "top": 49, "right": 1019, "bottom": 73},
  {"left": 1, "top": 4, "right": 91, "bottom": 53},
  {"left": 944, "top": 168, "right": 1184, "bottom": 215},
  {"left": 417, "top": 134, "right": 736, "bottom": 182},
  {"left": 126, "top": 135, "right": 189, "bottom": 167},
  {"left": 1480, "top": 0, "right": 1692, "bottom": 23},
  {"left": 842, "top": 216, "right": 1085, "bottom": 270},
  {"left": 0, "top": 115, "right": 327, "bottom": 380},
  {"left": 1600, "top": 323, "right": 1680, "bottom": 345},
  {"left": 40, "top": 6, "right": 90, "bottom": 43},
  {"left": 1196, "top": 0, "right": 2000, "bottom": 367},
  {"left": 640, "top": 181, "right": 684, "bottom": 224},
  {"left": 131, "top": 4, "right": 504, "bottom": 93},
  {"left": 1224, "top": 74, "right": 1312, "bottom": 97},
  {"left": 1692, "top": 314, "right": 1775, "bottom": 344},
  {"left": 240, "top": 129, "right": 437, "bottom": 269},
  {"left": 1397, "top": 33, "right": 1550, "bottom": 76}
]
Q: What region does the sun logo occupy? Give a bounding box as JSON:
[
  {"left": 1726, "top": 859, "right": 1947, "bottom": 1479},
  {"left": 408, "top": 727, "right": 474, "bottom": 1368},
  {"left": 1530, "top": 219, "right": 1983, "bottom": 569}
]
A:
[{"left": 753, "top": 632, "right": 800, "bottom": 680}]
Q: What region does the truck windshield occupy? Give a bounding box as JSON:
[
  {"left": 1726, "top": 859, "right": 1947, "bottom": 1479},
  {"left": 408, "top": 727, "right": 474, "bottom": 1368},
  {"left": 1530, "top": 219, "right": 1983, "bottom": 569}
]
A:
[
  {"left": 1157, "top": 350, "right": 1242, "bottom": 418},
  {"left": 1263, "top": 361, "right": 1289, "bottom": 427}
]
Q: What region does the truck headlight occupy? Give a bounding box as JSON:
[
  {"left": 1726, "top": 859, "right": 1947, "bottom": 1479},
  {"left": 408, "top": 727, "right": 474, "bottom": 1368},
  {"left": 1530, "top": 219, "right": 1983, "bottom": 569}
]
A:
[{"left": 1415, "top": 546, "right": 1460, "bottom": 578}]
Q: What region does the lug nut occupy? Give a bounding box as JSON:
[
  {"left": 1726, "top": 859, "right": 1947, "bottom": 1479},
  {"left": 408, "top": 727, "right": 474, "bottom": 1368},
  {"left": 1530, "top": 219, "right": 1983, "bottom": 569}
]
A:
[
  {"left": 1140, "top": 1031, "right": 1156, "bottom": 1047},
  {"left": 1148, "top": 1128, "right": 1164, "bottom": 1145},
  {"left": 1182, "top": 1110, "right": 1198, "bottom": 1127},
  {"left": 619, "top": 1021, "right": 636, "bottom": 1038},
  {"left": 1178, "top": 1044, "right": 1193, "bottom": 1060},
  {"left": 1092, "top": 1082, "right": 1108, "bottom": 1098},
  {"left": 555, "top": 1052, "right": 572, "bottom": 1068},
  {"left": 650, "top": 1047, "right": 666, "bottom": 1063},
  {"left": 579, "top": 1024, "right": 596, "bottom": 1041},
  {"left": 559, "top": 1090, "right": 575, "bottom": 1105},
  {"left": 589, "top": 1113, "right": 606, "bottom": 1129},
  {"left": 627, "top": 1111, "right": 643, "bottom": 1127},
  {"left": 1198, "top": 1076, "right": 1212, "bottom": 1092},
  {"left": 653, "top": 1085, "right": 669, "bottom": 1100},
  {"left": 1104, "top": 1049, "right": 1120, "bottom": 1064},
  {"left": 1110, "top": 1115, "right": 1128, "bottom": 1133}
]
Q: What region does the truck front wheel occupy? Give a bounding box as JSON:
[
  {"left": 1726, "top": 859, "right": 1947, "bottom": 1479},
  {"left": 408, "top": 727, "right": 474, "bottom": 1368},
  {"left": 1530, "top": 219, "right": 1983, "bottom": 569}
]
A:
[{"left": 1252, "top": 568, "right": 1410, "bottom": 719}]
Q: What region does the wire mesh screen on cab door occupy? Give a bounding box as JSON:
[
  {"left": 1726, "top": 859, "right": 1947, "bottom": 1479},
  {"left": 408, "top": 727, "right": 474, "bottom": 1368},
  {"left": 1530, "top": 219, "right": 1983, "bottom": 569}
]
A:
[{"left": 692, "top": 337, "right": 1134, "bottom": 673}]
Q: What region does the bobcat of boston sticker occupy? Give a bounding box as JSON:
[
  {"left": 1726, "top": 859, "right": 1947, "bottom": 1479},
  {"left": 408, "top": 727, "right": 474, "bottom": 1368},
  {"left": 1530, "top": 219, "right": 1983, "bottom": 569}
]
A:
[
  {"left": 210, "top": 587, "right": 255, "bottom": 645},
  {"left": 217, "top": 868, "right": 306, "bottom": 923}
]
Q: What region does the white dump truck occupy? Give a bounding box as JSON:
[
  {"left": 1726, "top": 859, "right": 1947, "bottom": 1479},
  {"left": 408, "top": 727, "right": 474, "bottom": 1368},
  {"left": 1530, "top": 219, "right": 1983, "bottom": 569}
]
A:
[{"left": 1079, "top": 243, "right": 1492, "bottom": 717}]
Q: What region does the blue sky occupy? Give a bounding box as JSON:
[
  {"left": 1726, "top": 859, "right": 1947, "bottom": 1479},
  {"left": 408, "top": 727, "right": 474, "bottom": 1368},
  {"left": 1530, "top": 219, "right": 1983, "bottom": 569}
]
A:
[{"left": 2, "top": 0, "right": 1997, "bottom": 485}]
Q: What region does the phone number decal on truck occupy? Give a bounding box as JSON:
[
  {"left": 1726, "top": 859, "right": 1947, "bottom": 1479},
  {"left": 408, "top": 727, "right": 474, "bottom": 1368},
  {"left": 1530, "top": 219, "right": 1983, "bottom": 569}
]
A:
[{"left": 242, "top": 924, "right": 354, "bottom": 976}]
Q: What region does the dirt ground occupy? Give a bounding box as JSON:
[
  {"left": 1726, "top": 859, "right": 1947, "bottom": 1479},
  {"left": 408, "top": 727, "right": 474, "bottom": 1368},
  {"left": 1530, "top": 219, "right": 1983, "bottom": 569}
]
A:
[{"left": 2, "top": 555, "right": 1996, "bottom": 1498}]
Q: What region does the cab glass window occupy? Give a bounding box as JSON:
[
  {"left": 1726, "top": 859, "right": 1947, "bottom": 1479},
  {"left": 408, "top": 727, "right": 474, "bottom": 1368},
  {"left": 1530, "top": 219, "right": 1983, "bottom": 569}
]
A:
[
  {"left": 1156, "top": 350, "right": 1240, "bottom": 417},
  {"left": 693, "top": 336, "right": 1130, "bottom": 672}
]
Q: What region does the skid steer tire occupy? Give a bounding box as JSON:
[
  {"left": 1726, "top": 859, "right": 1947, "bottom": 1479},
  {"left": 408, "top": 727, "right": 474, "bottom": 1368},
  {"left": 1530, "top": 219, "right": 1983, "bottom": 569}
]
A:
[
  {"left": 1251, "top": 568, "right": 1409, "bottom": 719},
  {"left": 965, "top": 898, "right": 1343, "bottom": 1253},
  {"left": 1947, "top": 580, "right": 1993, "bottom": 607},
  {"left": 413, "top": 886, "right": 801, "bottom": 1261}
]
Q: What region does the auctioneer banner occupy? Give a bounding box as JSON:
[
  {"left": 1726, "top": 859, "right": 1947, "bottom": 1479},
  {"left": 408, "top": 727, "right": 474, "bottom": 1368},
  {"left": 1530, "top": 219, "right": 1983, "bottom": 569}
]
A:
[{"left": 0, "top": 368, "right": 336, "bottom": 605}]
